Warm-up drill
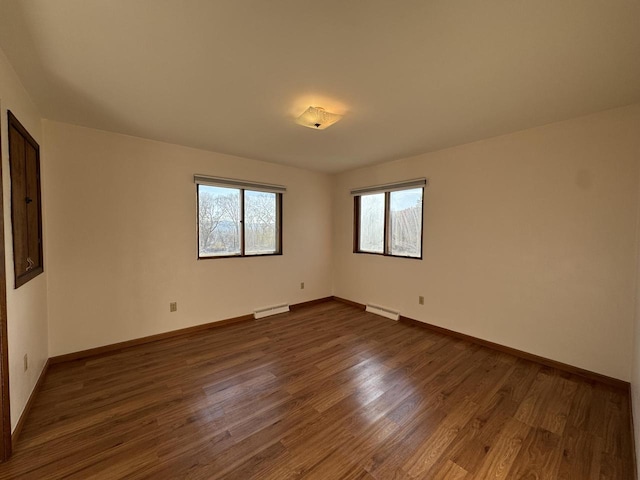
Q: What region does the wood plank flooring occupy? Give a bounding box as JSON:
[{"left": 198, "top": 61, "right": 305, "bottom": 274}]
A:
[{"left": 0, "top": 301, "right": 634, "bottom": 479}]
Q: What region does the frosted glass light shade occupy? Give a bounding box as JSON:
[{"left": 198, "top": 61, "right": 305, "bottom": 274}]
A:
[{"left": 295, "top": 106, "right": 343, "bottom": 130}]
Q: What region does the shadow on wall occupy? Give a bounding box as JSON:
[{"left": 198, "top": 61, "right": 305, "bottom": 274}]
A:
[{"left": 0, "top": 0, "right": 143, "bottom": 139}]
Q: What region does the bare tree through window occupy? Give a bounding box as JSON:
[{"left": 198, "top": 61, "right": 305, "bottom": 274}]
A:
[
  {"left": 359, "top": 193, "right": 385, "bottom": 253},
  {"left": 389, "top": 189, "right": 422, "bottom": 257},
  {"left": 355, "top": 186, "right": 423, "bottom": 258},
  {"left": 198, "top": 185, "right": 280, "bottom": 258},
  {"left": 245, "top": 191, "right": 277, "bottom": 254}
]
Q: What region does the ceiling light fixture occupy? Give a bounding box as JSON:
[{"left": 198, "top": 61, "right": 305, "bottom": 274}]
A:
[{"left": 295, "top": 106, "right": 343, "bottom": 130}]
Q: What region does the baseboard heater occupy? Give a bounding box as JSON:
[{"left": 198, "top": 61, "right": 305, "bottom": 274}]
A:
[
  {"left": 254, "top": 303, "right": 290, "bottom": 319},
  {"left": 366, "top": 304, "right": 400, "bottom": 321}
]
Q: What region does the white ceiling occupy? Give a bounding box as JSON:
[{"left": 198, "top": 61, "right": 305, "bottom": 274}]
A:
[{"left": 1, "top": 1, "right": 639, "bottom": 173}]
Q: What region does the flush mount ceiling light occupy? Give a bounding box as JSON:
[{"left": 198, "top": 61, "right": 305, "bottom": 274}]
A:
[{"left": 295, "top": 106, "right": 343, "bottom": 130}]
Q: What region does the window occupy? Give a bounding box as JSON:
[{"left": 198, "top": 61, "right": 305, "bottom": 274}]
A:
[
  {"left": 8, "top": 111, "right": 44, "bottom": 287},
  {"left": 353, "top": 179, "right": 426, "bottom": 259},
  {"left": 195, "top": 175, "right": 284, "bottom": 258}
]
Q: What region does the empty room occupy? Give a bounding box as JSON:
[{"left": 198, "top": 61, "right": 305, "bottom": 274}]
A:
[{"left": 0, "top": 1, "right": 639, "bottom": 478}]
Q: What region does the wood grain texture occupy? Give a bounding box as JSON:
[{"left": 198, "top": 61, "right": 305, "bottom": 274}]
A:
[
  {"left": 629, "top": 384, "right": 638, "bottom": 479},
  {"left": 50, "top": 297, "right": 333, "bottom": 365},
  {"left": 7, "top": 111, "right": 43, "bottom": 289},
  {"left": 0, "top": 301, "right": 634, "bottom": 479},
  {"left": 332, "top": 295, "right": 366, "bottom": 310},
  {"left": 11, "top": 360, "right": 49, "bottom": 450},
  {"left": 0, "top": 110, "right": 10, "bottom": 461},
  {"left": 333, "top": 296, "right": 628, "bottom": 389},
  {"left": 399, "top": 311, "right": 628, "bottom": 390}
]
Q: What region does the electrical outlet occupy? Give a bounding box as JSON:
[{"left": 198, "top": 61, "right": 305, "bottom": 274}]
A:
[
  {"left": 418, "top": 296, "right": 424, "bottom": 305},
  {"left": 300, "top": 282, "right": 305, "bottom": 290},
  {"left": 170, "top": 302, "right": 177, "bottom": 312},
  {"left": 23, "top": 353, "right": 28, "bottom": 371}
]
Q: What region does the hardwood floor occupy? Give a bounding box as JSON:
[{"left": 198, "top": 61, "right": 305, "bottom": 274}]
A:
[{"left": 0, "top": 301, "right": 634, "bottom": 479}]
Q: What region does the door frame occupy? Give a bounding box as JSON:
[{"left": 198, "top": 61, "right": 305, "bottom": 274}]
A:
[{"left": 0, "top": 109, "right": 12, "bottom": 461}]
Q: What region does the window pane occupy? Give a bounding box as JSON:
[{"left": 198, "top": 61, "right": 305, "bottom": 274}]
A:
[
  {"left": 198, "top": 185, "right": 241, "bottom": 257},
  {"left": 389, "top": 188, "right": 422, "bottom": 257},
  {"left": 245, "top": 190, "right": 278, "bottom": 255},
  {"left": 359, "top": 193, "right": 385, "bottom": 253}
]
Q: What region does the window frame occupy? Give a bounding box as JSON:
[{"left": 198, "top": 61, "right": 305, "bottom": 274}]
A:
[
  {"left": 353, "top": 184, "right": 424, "bottom": 260},
  {"left": 196, "top": 180, "right": 283, "bottom": 260}
]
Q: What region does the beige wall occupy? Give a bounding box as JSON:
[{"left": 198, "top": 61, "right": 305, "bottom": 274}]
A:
[
  {"left": 43, "top": 121, "right": 333, "bottom": 356},
  {"left": 3, "top": 38, "right": 640, "bottom": 447},
  {"left": 0, "top": 47, "right": 49, "bottom": 431},
  {"left": 333, "top": 104, "right": 640, "bottom": 381}
]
